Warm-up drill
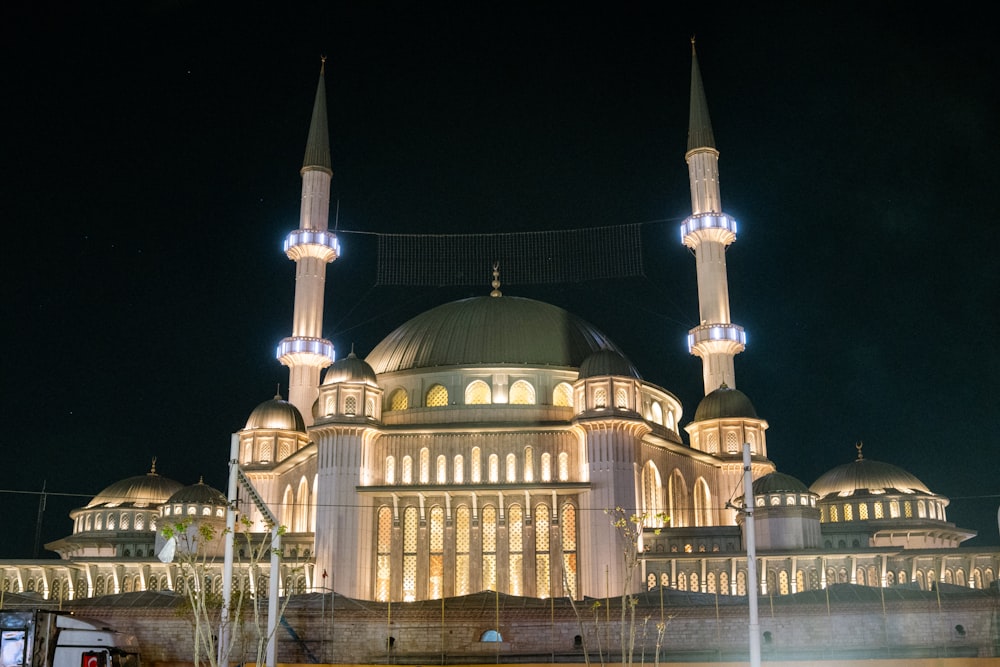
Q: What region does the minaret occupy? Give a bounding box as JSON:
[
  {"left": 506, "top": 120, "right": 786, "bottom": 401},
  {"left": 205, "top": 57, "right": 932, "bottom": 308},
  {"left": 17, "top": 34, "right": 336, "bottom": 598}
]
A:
[
  {"left": 276, "top": 59, "right": 340, "bottom": 425},
  {"left": 681, "top": 39, "right": 746, "bottom": 395}
]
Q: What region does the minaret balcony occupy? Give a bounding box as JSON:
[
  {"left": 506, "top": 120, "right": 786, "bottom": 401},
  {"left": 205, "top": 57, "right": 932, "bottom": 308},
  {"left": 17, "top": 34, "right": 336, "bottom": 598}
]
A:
[
  {"left": 276, "top": 336, "right": 335, "bottom": 365},
  {"left": 680, "top": 213, "right": 737, "bottom": 248},
  {"left": 284, "top": 229, "right": 340, "bottom": 262},
  {"left": 687, "top": 323, "right": 746, "bottom": 354}
]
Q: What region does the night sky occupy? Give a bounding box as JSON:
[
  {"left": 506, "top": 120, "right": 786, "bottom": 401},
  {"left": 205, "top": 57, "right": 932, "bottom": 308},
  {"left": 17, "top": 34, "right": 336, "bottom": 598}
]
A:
[{"left": 4, "top": 3, "right": 999, "bottom": 559}]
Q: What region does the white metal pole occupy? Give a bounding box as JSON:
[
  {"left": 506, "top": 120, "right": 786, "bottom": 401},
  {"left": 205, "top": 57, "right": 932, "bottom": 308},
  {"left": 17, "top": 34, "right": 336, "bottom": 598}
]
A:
[
  {"left": 267, "top": 527, "right": 281, "bottom": 667},
  {"left": 743, "top": 442, "right": 761, "bottom": 667},
  {"left": 218, "top": 434, "right": 239, "bottom": 666}
]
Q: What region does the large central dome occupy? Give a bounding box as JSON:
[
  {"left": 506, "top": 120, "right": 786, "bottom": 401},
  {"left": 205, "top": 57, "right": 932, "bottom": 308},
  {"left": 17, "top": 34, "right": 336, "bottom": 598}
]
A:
[{"left": 366, "top": 296, "right": 628, "bottom": 374}]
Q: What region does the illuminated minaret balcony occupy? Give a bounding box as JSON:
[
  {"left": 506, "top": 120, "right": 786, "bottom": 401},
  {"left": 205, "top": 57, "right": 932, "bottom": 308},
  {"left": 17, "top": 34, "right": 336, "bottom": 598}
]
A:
[
  {"left": 284, "top": 229, "right": 340, "bottom": 263},
  {"left": 687, "top": 323, "right": 746, "bottom": 355},
  {"left": 276, "top": 336, "right": 334, "bottom": 367},
  {"left": 680, "top": 212, "right": 738, "bottom": 248}
]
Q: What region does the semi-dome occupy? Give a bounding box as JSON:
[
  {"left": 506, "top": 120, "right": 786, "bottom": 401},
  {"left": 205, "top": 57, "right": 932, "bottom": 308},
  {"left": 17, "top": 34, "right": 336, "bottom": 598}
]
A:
[
  {"left": 86, "top": 462, "right": 184, "bottom": 509},
  {"left": 810, "top": 451, "right": 932, "bottom": 498},
  {"left": 245, "top": 394, "right": 306, "bottom": 432},
  {"left": 753, "top": 471, "right": 811, "bottom": 495},
  {"left": 366, "top": 295, "right": 626, "bottom": 374},
  {"left": 693, "top": 383, "right": 758, "bottom": 421},
  {"left": 578, "top": 348, "right": 641, "bottom": 379},
  {"left": 167, "top": 480, "right": 227, "bottom": 506},
  {"left": 323, "top": 350, "right": 378, "bottom": 386}
]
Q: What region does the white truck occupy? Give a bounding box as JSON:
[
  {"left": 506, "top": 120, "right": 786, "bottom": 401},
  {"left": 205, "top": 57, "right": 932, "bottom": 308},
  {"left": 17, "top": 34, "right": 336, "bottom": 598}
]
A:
[{"left": 0, "top": 610, "right": 140, "bottom": 667}]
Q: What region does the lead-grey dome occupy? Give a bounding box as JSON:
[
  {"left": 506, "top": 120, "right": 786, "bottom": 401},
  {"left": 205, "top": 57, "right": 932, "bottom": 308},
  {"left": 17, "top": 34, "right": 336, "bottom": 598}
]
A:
[
  {"left": 167, "top": 480, "right": 227, "bottom": 506},
  {"left": 693, "top": 383, "right": 758, "bottom": 421},
  {"left": 87, "top": 463, "right": 184, "bottom": 509},
  {"left": 323, "top": 350, "right": 378, "bottom": 386},
  {"left": 810, "top": 456, "right": 931, "bottom": 498},
  {"left": 366, "top": 296, "right": 626, "bottom": 374},
  {"left": 753, "top": 471, "right": 811, "bottom": 495},
  {"left": 578, "top": 349, "right": 641, "bottom": 379},
  {"left": 245, "top": 395, "right": 306, "bottom": 432}
]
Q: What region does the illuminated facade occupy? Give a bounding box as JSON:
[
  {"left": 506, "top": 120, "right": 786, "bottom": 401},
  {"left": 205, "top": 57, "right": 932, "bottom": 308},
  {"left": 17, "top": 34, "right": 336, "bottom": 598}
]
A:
[{"left": 3, "top": 47, "right": 998, "bottom": 607}]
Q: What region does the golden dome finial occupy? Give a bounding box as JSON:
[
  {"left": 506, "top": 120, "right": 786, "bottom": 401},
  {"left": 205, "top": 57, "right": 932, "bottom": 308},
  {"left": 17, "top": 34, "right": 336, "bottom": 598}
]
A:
[
  {"left": 149, "top": 457, "right": 158, "bottom": 475},
  {"left": 856, "top": 441, "right": 864, "bottom": 460},
  {"left": 490, "top": 261, "right": 502, "bottom": 297},
  {"left": 275, "top": 383, "right": 282, "bottom": 400}
]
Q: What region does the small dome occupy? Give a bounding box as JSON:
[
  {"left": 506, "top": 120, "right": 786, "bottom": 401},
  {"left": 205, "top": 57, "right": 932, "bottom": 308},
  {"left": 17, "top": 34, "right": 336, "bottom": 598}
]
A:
[
  {"left": 245, "top": 395, "right": 306, "bottom": 432},
  {"left": 167, "top": 480, "right": 227, "bottom": 506},
  {"left": 693, "top": 383, "right": 758, "bottom": 421},
  {"left": 578, "top": 349, "right": 641, "bottom": 379},
  {"left": 87, "top": 462, "right": 184, "bottom": 509},
  {"left": 323, "top": 350, "right": 378, "bottom": 386},
  {"left": 753, "top": 471, "right": 811, "bottom": 495},
  {"left": 810, "top": 447, "right": 932, "bottom": 498}
]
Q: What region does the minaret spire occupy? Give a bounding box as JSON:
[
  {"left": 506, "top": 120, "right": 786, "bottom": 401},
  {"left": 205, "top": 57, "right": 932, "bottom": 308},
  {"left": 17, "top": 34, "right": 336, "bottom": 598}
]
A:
[
  {"left": 276, "top": 59, "right": 341, "bottom": 425},
  {"left": 680, "top": 39, "right": 746, "bottom": 395}
]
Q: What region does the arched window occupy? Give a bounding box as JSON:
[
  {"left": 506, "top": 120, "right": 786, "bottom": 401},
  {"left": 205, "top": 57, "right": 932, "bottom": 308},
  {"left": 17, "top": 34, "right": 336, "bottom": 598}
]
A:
[
  {"left": 429, "top": 506, "right": 444, "bottom": 599},
  {"left": 843, "top": 503, "right": 853, "bottom": 522},
  {"left": 523, "top": 446, "right": 534, "bottom": 482},
  {"left": 535, "top": 503, "right": 550, "bottom": 598},
  {"left": 420, "top": 448, "right": 430, "bottom": 483},
  {"left": 386, "top": 456, "right": 396, "bottom": 484},
  {"left": 558, "top": 452, "right": 569, "bottom": 481},
  {"left": 403, "top": 507, "right": 418, "bottom": 601},
  {"left": 281, "top": 486, "right": 295, "bottom": 528},
  {"left": 541, "top": 452, "right": 552, "bottom": 482},
  {"left": 376, "top": 506, "right": 392, "bottom": 601},
  {"left": 561, "top": 503, "right": 578, "bottom": 599},
  {"left": 510, "top": 380, "right": 535, "bottom": 405},
  {"left": 402, "top": 455, "right": 413, "bottom": 484},
  {"left": 471, "top": 447, "right": 481, "bottom": 483},
  {"left": 455, "top": 505, "right": 471, "bottom": 595},
  {"left": 437, "top": 455, "right": 447, "bottom": 483},
  {"left": 296, "top": 476, "right": 310, "bottom": 532},
  {"left": 615, "top": 387, "right": 628, "bottom": 409},
  {"left": 425, "top": 384, "right": 448, "bottom": 407},
  {"left": 668, "top": 470, "right": 689, "bottom": 527},
  {"left": 489, "top": 454, "right": 499, "bottom": 483},
  {"left": 650, "top": 401, "right": 663, "bottom": 425},
  {"left": 506, "top": 453, "right": 517, "bottom": 482},
  {"left": 366, "top": 397, "right": 375, "bottom": 417},
  {"left": 829, "top": 505, "right": 839, "bottom": 522},
  {"left": 482, "top": 506, "right": 498, "bottom": 591},
  {"left": 641, "top": 462, "right": 663, "bottom": 525},
  {"left": 553, "top": 382, "right": 573, "bottom": 407},
  {"left": 593, "top": 387, "right": 607, "bottom": 408},
  {"left": 344, "top": 395, "right": 357, "bottom": 415},
  {"left": 453, "top": 455, "right": 464, "bottom": 483},
  {"left": 725, "top": 431, "right": 738, "bottom": 453},
  {"left": 508, "top": 505, "right": 524, "bottom": 595},
  {"left": 389, "top": 388, "right": 408, "bottom": 411},
  {"left": 694, "top": 478, "right": 711, "bottom": 527},
  {"left": 465, "top": 380, "right": 491, "bottom": 405}
]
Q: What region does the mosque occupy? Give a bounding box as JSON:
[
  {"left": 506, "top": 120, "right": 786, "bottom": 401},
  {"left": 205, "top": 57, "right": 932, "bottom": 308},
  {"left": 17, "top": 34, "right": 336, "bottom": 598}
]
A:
[{"left": 2, "top": 45, "right": 998, "bottom": 609}]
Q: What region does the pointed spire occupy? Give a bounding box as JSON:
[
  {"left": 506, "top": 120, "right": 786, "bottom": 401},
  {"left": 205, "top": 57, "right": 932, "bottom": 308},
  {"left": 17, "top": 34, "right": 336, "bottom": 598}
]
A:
[
  {"left": 687, "top": 37, "right": 716, "bottom": 153},
  {"left": 302, "top": 56, "right": 333, "bottom": 174}
]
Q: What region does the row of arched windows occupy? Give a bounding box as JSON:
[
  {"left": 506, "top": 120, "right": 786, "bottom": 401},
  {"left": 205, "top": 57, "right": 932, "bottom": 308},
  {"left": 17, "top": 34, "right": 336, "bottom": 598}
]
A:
[
  {"left": 280, "top": 475, "right": 317, "bottom": 533},
  {"left": 76, "top": 510, "right": 159, "bottom": 533},
  {"left": 388, "top": 380, "right": 572, "bottom": 411},
  {"left": 822, "top": 497, "right": 946, "bottom": 523},
  {"left": 640, "top": 463, "right": 712, "bottom": 528},
  {"left": 385, "top": 447, "right": 571, "bottom": 485},
  {"left": 375, "top": 502, "right": 578, "bottom": 602}
]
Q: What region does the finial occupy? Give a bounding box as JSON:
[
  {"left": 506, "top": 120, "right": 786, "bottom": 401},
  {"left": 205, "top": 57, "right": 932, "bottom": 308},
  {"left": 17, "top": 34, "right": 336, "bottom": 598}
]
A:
[
  {"left": 320, "top": 54, "right": 327, "bottom": 74},
  {"left": 349, "top": 342, "right": 356, "bottom": 358},
  {"left": 198, "top": 475, "right": 204, "bottom": 484},
  {"left": 490, "top": 261, "right": 502, "bottom": 297},
  {"left": 856, "top": 441, "right": 864, "bottom": 460},
  {"left": 149, "top": 457, "right": 157, "bottom": 475}
]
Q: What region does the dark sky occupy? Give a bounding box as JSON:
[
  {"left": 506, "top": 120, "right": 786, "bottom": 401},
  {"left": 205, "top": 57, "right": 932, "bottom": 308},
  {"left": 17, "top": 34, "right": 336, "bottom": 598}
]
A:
[{"left": 3, "top": 3, "right": 999, "bottom": 559}]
